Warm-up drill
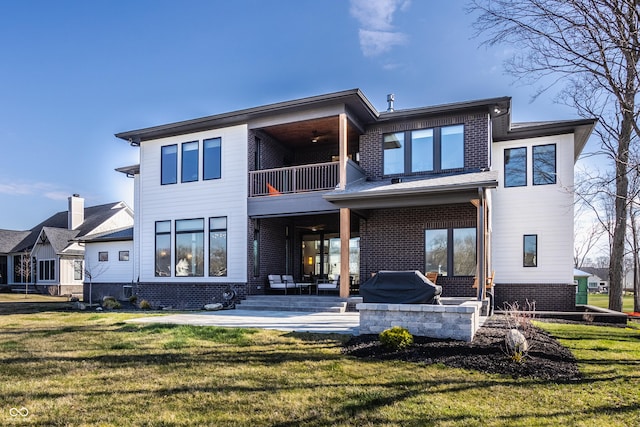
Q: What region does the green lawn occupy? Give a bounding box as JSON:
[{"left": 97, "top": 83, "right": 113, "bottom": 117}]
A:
[
  {"left": 587, "top": 293, "right": 636, "bottom": 312},
  {"left": 0, "top": 311, "right": 638, "bottom": 426}
]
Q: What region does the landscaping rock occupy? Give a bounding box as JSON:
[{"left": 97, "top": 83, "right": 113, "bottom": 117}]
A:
[
  {"left": 505, "top": 328, "right": 529, "bottom": 354},
  {"left": 204, "top": 303, "right": 223, "bottom": 311},
  {"left": 74, "top": 302, "right": 86, "bottom": 311}
]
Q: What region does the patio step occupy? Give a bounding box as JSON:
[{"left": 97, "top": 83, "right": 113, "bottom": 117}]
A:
[{"left": 238, "top": 295, "right": 348, "bottom": 313}]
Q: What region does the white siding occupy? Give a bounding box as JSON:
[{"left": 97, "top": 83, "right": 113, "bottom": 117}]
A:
[
  {"left": 84, "top": 241, "right": 134, "bottom": 283},
  {"left": 59, "top": 257, "right": 83, "bottom": 286},
  {"left": 137, "top": 124, "right": 248, "bottom": 283},
  {"left": 491, "top": 133, "right": 575, "bottom": 284}
]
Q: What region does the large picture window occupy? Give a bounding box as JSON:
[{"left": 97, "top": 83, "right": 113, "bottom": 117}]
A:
[
  {"left": 204, "top": 137, "right": 222, "bottom": 180},
  {"left": 524, "top": 234, "right": 538, "bottom": 267},
  {"left": 181, "top": 141, "right": 199, "bottom": 183},
  {"left": 533, "top": 144, "right": 556, "bottom": 185},
  {"left": 384, "top": 124, "right": 464, "bottom": 175},
  {"left": 38, "top": 259, "right": 55, "bottom": 281},
  {"left": 209, "top": 217, "right": 227, "bottom": 276},
  {"left": 504, "top": 147, "right": 527, "bottom": 187},
  {"left": 155, "top": 221, "right": 171, "bottom": 277},
  {"left": 175, "top": 219, "right": 204, "bottom": 277},
  {"left": 425, "top": 227, "right": 476, "bottom": 276},
  {"left": 161, "top": 145, "right": 178, "bottom": 185}
]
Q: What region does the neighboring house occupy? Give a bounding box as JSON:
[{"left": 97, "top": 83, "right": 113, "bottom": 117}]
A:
[
  {"left": 579, "top": 267, "right": 609, "bottom": 293},
  {"left": 80, "top": 227, "right": 134, "bottom": 303},
  {"left": 114, "top": 89, "right": 595, "bottom": 311},
  {"left": 0, "top": 195, "right": 133, "bottom": 297}
]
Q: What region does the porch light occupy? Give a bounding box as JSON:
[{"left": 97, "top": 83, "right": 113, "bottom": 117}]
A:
[{"left": 308, "top": 257, "right": 313, "bottom": 265}]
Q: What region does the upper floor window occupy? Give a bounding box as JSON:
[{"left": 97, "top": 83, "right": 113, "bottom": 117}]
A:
[
  {"left": 533, "top": 144, "right": 556, "bottom": 185},
  {"left": 181, "top": 141, "right": 199, "bottom": 183},
  {"left": 504, "top": 147, "right": 527, "bottom": 187},
  {"left": 204, "top": 137, "right": 222, "bottom": 180},
  {"left": 384, "top": 124, "right": 464, "bottom": 175},
  {"left": 161, "top": 145, "right": 178, "bottom": 185}
]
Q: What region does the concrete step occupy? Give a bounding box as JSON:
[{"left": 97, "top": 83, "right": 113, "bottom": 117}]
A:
[{"left": 238, "top": 295, "right": 347, "bottom": 313}]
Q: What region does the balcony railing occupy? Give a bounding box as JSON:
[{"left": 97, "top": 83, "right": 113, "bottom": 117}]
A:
[{"left": 249, "top": 162, "right": 340, "bottom": 197}]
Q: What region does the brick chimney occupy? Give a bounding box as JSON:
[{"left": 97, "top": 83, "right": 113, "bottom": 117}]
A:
[{"left": 68, "top": 194, "right": 84, "bottom": 230}]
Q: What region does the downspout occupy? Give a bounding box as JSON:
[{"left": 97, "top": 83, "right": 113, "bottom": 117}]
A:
[{"left": 477, "top": 187, "right": 485, "bottom": 302}]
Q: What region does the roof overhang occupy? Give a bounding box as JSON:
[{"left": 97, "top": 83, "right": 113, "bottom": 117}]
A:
[
  {"left": 115, "top": 89, "right": 379, "bottom": 143},
  {"left": 494, "top": 118, "right": 597, "bottom": 161},
  {"left": 324, "top": 170, "right": 498, "bottom": 210},
  {"left": 116, "top": 164, "right": 140, "bottom": 177}
]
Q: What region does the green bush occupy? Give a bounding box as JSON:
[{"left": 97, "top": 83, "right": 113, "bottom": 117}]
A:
[
  {"left": 139, "top": 299, "right": 152, "bottom": 310},
  {"left": 102, "top": 298, "right": 121, "bottom": 310},
  {"left": 379, "top": 326, "right": 414, "bottom": 351},
  {"left": 129, "top": 295, "right": 138, "bottom": 305}
]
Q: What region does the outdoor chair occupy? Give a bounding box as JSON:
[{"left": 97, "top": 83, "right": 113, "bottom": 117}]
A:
[
  {"left": 268, "top": 274, "right": 296, "bottom": 295},
  {"left": 472, "top": 271, "right": 495, "bottom": 290},
  {"left": 317, "top": 275, "right": 340, "bottom": 295}
]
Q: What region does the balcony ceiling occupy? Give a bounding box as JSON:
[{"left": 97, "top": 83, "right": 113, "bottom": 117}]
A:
[{"left": 260, "top": 116, "right": 361, "bottom": 149}]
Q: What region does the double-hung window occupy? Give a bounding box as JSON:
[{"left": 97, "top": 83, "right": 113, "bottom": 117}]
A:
[
  {"left": 209, "top": 217, "right": 227, "bottom": 276},
  {"left": 175, "top": 219, "right": 204, "bottom": 277},
  {"left": 425, "top": 227, "right": 476, "bottom": 276},
  {"left": 161, "top": 145, "right": 178, "bottom": 185},
  {"left": 384, "top": 124, "right": 464, "bottom": 175}
]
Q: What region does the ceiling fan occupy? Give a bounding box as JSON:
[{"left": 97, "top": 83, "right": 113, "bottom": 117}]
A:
[
  {"left": 310, "top": 130, "right": 330, "bottom": 143},
  {"left": 296, "top": 224, "right": 326, "bottom": 232}
]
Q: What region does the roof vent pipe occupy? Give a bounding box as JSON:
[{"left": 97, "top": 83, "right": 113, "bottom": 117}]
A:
[{"left": 386, "top": 93, "right": 395, "bottom": 112}]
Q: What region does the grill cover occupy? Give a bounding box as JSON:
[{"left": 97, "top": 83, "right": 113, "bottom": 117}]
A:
[{"left": 360, "top": 270, "right": 442, "bottom": 304}]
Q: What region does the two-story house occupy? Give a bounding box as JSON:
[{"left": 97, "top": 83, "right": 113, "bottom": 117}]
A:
[{"left": 114, "top": 89, "right": 595, "bottom": 311}]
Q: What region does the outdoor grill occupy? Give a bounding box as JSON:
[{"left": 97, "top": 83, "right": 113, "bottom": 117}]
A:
[{"left": 360, "top": 270, "right": 442, "bottom": 304}]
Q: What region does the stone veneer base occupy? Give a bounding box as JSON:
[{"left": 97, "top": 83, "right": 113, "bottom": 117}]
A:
[{"left": 356, "top": 298, "right": 483, "bottom": 342}]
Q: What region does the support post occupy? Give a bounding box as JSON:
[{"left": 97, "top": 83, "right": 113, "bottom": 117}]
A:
[{"left": 340, "top": 208, "right": 350, "bottom": 298}]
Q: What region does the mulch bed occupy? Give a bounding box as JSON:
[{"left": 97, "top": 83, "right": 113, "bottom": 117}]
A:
[{"left": 342, "top": 315, "right": 581, "bottom": 381}]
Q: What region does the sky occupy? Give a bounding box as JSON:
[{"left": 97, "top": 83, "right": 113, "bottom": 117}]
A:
[{"left": 0, "top": 0, "right": 596, "bottom": 231}]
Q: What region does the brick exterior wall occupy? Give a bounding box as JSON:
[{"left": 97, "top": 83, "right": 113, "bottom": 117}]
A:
[
  {"left": 359, "top": 204, "right": 476, "bottom": 279},
  {"left": 494, "top": 283, "right": 577, "bottom": 312},
  {"left": 359, "top": 111, "right": 489, "bottom": 181},
  {"left": 131, "top": 281, "right": 246, "bottom": 310}
]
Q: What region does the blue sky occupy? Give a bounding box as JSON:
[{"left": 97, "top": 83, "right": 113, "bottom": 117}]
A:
[{"left": 0, "top": 0, "right": 589, "bottom": 230}]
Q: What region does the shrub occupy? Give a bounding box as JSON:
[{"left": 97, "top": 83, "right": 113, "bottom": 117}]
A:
[
  {"left": 129, "top": 295, "right": 138, "bottom": 305},
  {"left": 102, "top": 298, "right": 121, "bottom": 310},
  {"left": 139, "top": 299, "right": 152, "bottom": 310},
  {"left": 379, "top": 326, "right": 413, "bottom": 351}
]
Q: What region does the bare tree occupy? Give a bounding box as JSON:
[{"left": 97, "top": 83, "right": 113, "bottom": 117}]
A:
[
  {"left": 13, "top": 251, "right": 32, "bottom": 298},
  {"left": 470, "top": 0, "right": 640, "bottom": 311}
]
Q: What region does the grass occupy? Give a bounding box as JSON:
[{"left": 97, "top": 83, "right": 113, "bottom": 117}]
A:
[
  {"left": 587, "top": 293, "right": 636, "bottom": 312},
  {"left": 0, "top": 311, "right": 638, "bottom": 426}
]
